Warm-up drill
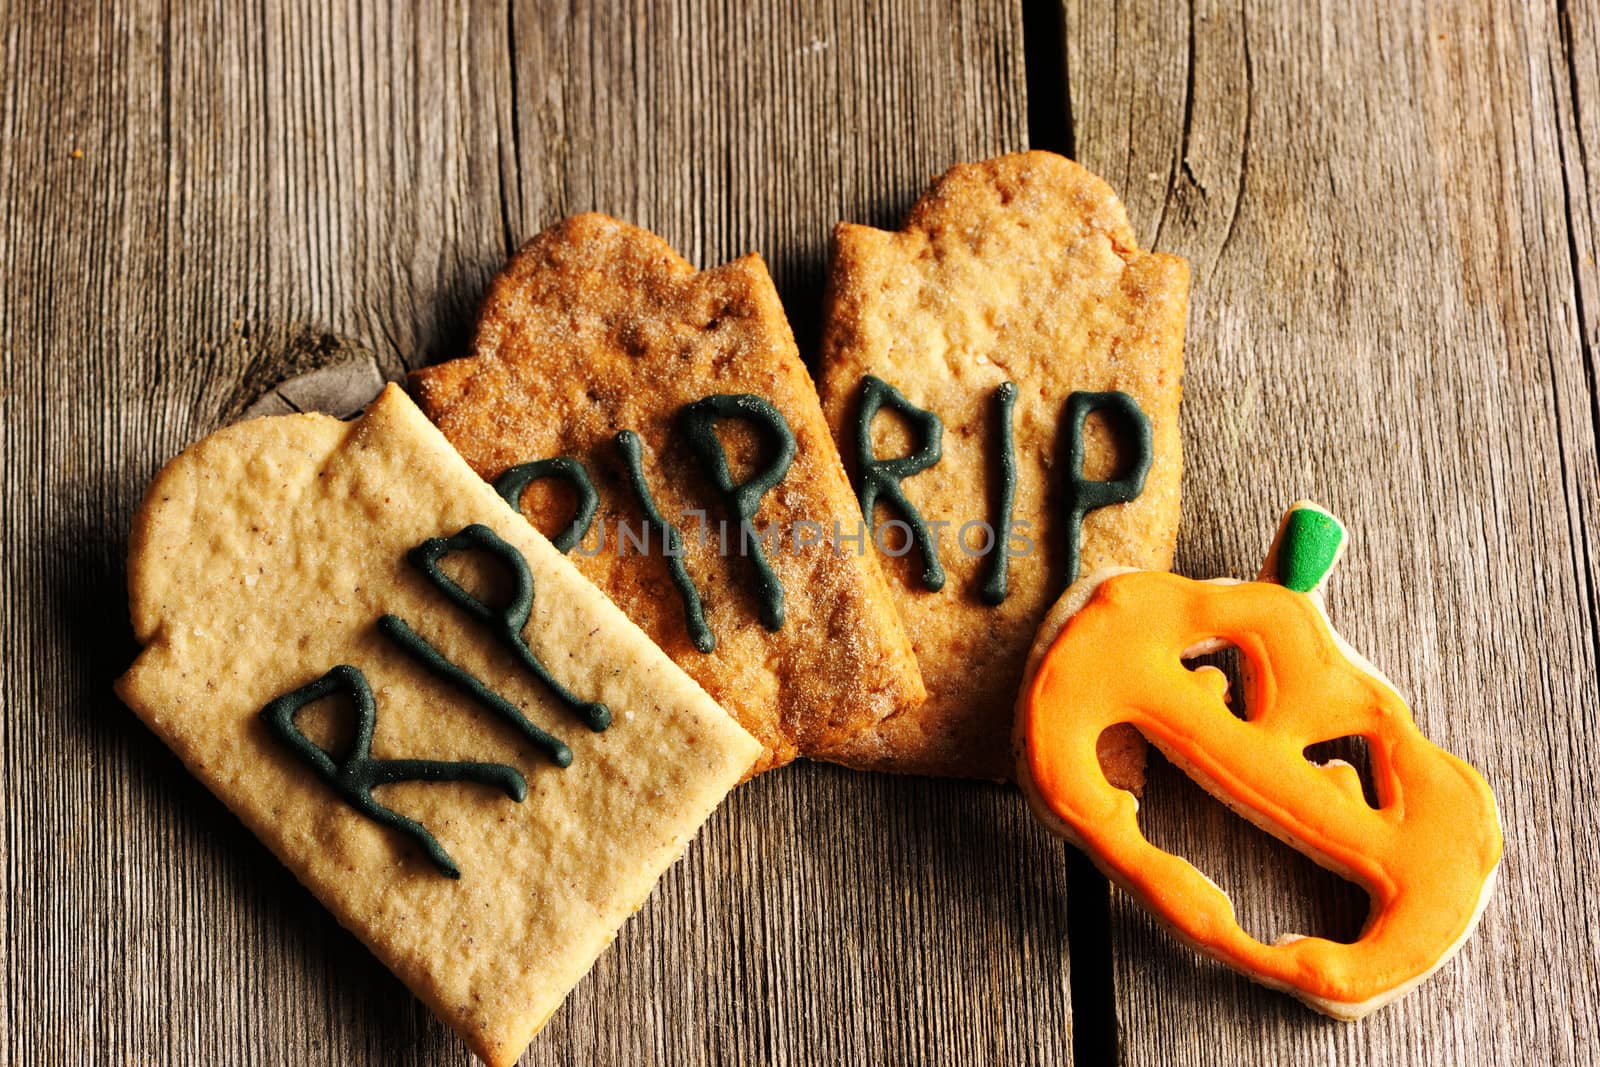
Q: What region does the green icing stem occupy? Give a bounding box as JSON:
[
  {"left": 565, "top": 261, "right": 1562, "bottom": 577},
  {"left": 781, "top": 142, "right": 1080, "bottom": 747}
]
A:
[
  {"left": 680, "top": 393, "right": 796, "bottom": 632},
  {"left": 1060, "top": 390, "right": 1153, "bottom": 586},
  {"left": 260, "top": 664, "right": 527, "bottom": 880},
  {"left": 1275, "top": 504, "right": 1347, "bottom": 592},
  {"left": 979, "top": 381, "right": 1019, "bottom": 606},
  {"left": 407, "top": 524, "right": 610, "bottom": 731},
  {"left": 854, "top": 375, "right": 947, "bottom": 592},
  {"left": 616, "top": 429, "right": 716, "bottom": 653},
  {"left": 494, "top": 457, "right": 599, "bottom": 554}
]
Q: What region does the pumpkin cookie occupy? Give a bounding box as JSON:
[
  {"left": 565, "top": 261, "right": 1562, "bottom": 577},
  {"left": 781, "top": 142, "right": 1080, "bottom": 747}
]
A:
[
  {"left": 411, "top": 213, "right": 925, "bottom": 775},
  {"left": 116, "top": 385, "right": 761, "bottom": 1066},
  {"left": 1014, "top": 502, "right": 1502, "bottom": 1018},
  {"left": 817, "top": 151, "right": 1188, "bottom": 781}
]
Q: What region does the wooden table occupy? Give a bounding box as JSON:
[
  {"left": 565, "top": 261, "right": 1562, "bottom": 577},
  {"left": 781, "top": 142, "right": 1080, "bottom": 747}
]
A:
[{"left": 5, "top": 1, "right": 1596, "bottom": 1063}]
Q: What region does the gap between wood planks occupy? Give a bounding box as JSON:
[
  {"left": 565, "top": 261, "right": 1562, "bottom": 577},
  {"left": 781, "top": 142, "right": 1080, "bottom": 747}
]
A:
[
  {"left": 1020, "top": 2, "right": 1121, "bottom": 1064},
  {"left": 1553, "top": 0, "right": 1600, "bottom": 660}
]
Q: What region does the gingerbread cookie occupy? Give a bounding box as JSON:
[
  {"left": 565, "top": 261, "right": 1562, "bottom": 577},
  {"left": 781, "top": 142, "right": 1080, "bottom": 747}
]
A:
[
  {"left": 116, "top": 385, "right": 761, "bottom": 1066},
  {"left": 410, "top": 213, "right": 926, "bottom": 775},
  {"left": 817, "top": 151, "right": 1188, "bottom": 781},
  {"left": 1014, "top": 502, "right": 1502, "bottom": 1018}
]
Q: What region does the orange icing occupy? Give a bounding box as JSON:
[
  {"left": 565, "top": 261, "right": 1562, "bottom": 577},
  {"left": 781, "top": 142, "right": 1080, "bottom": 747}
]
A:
[{"left": 1018, "top": 572, "right": 1502, "bottom": 1011}]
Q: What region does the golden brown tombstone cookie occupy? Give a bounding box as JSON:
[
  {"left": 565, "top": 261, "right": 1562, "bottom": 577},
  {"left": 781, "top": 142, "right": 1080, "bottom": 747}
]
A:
[
  {"left": 116, "top": 385, "right": 761, "bottom": 1067},
  {"left": 817, "top": 151, "right": 1189, "bottom": 782},
  {"left": 410, "top": 213, "right": 926, "bottom": 775}
]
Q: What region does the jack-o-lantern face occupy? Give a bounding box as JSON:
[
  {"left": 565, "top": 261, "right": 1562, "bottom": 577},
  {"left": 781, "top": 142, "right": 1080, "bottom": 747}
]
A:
[{"left": 1013, "top": 502, "right": 1502, "bottom": 1018}]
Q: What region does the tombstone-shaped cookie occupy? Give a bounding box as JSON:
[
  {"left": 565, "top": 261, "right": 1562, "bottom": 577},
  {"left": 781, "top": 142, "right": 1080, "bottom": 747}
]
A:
[
  {"left": 410, "top": 213, "right": 926, "bottom": 775},
  {"left": 117, "top": 385, "right": 761, "bottom": 1066},
  {"left": 817, "top": 151, "right": 1189, "bottom": 780}
]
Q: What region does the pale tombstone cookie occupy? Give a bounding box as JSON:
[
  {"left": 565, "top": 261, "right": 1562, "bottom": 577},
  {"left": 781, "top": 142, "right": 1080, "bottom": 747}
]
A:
[
  {"left": 1014, "top": 503, "right": 1502, "bottom": 1018},
  {"left": 410, "top": 213, "right": 926, "bottom": 775},
  {"left": 817, "top": 151, "right": 1189, "bottom": 781},
  {"left": 116, "top": 384, "right": 761, "bottom": 1066}
]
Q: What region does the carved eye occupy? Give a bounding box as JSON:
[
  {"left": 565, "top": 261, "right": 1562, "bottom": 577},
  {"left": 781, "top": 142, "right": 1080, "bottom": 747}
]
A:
[{"left": 1182, "top": 640, "right": 1250, "bottom": 721}]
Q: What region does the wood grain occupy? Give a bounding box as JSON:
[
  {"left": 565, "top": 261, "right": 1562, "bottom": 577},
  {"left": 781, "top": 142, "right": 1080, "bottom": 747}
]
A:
[
  {"left": 1060, "top": 0, "right": 1600, "bottom": 1061},
  {"left": 0, "top": 2, "right": 1087, "bottom": 1065},
  {"left": 5, "top": 0, "right": 1597, "bottom": 1063}
]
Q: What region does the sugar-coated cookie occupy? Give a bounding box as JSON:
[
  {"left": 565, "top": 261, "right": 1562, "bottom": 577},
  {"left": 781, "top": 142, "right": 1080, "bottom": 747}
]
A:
[
  {"left": 411, "top": 213, "right": 926, "bottom": 775},
  {"left": 817, "top": 151, "right": 1188, "bottom": 781},
  {"left": 116, "top": 385, "right": 761, "bottom": 1066},
  {"left": 1014, "top": 502, "right": 1502, "bottom": 1018}
]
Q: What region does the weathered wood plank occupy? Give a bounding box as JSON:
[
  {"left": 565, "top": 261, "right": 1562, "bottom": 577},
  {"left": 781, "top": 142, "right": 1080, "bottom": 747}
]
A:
[
  {"left": 12, "top": 0, "right": 1598, "bottom": 1062},
  {"left": 0, "top": 2, "right": 1067, "bottom": 1064},
  {"left": 1060, "top": 0, "right": 1600, "bottom": 1061}
]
